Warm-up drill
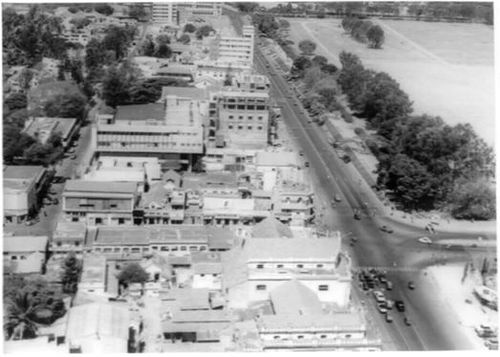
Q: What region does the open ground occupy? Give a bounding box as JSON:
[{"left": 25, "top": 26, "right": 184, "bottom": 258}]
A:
[{"left": 285, "top": 18, "right": 495, "bottom": 146}]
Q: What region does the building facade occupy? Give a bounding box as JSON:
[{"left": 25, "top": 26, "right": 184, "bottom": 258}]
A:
[{"left": 152, "top": 2, "right": 179, "bottom": 24}]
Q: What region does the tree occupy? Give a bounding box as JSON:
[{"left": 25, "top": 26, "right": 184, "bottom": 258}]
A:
[
  {"left": 183, "top": 23, "right": 196, "bottom": 33},
  {"left": 235, "top": 2, "right": 259, "bottom": 12},
  {"left": 118, "top": 263, "right": 149, "bottom": 286},
  {"left": 85, "top": 38, "right": 105, "bottom": 70},
  {"left": 102, "top": 25, "right": 136, "bottom": 60},
  {"left": 2, "top": 125, "right": 35, "bottom": 164},
  {"left": 367, "top": 24, "right": 385, "bottom": 49},
  {"left": 4, "top": 93, "right": 27, "bottom": 111},
  {"left": 128, "top": 4, "right": 147, "bottom": 20},
  {"left": 155, "top": 44, "right": 172, "bottom": 58},
  {"left": 4, "top": 292, "right": 41, "bottom": 340},
  {"left": 60, "top": 253, "right": 82, "bottom": 294},
  {"left": 448, "top": 177, "right": 496, "bottom": 220},
  {"left": 195, "top": 25, "right": 214, "bottom": 40},
  {"left": 141, "top": 37, "right": 156, "bottom": 56},
  {"left": 303, "top": 66, "right": 323, "bottom": 90},
  {"left": 156, "top": 34, "right": 170, "bottom": 46},
  {"left": 44, "top": 93, "right": 87, "bottom": 121},
  {"left": 94, "top": 4, "right": 114, "bottom": 16},
  {"left": 178, "top": 34, "right": 191, "bottom": 44},
  {"left": 291, "top": 56, "right": 312, "bottom": 77},
  {"left": 298, "top": 40, "right": 317, "bottom": 55},
  {"left": 311, "top": 55, "right": 328, "bottom": 68},
  {"left": 102, "top": 65, "right": 132, "bottom": 107}
]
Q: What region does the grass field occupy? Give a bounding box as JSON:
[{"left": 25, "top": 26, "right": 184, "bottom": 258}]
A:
[{"left": 286, "top": 18, "right": 495, "bottom": 145}]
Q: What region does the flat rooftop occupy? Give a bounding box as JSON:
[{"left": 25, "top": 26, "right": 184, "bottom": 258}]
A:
[
  {"left": 115, "top": 103, "right": 165, "bottom": 122},
  {"left": 64, "top": 180, "right": 138, "bottom": 194}
]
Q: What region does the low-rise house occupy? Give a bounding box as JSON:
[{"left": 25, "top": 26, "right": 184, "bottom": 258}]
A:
[
  {"left": 191, "top": 252, "right": 222, "bottom": 290},
  {"left": 271, "top": 181, "right": 315, "bottom": 225},
  {"left": 138, "top": 184, "right": 186, "bottom": 225},
  {"left": 51, "top": 220, "right": 88, "bottom": 257},
  {"left": 253, "top": 151, "right": 304, "bottom": 191},
  {"left": 251, "top": 216, "right": 293, "bottom": 239},
  {"left": 78, "top": 254, "right": 107, "bottom": 295},
  {"left": 3, "top": 165, "right": 51, "bottom": 223},
  {"left": 23, "top": 117, "right": 79, "bottom": 148},
  {"left": 90, "top": 225, "right": 210, "bottom": 257},
  {"left": 222, "top": 235, "right": 352, "bottom": 309},
  {"left": 3, "top": 235, "right": 48, "bottom": 274},
  {"left": 66, "top": 302, "right": 131, "bottom": 353},
  {"left": 62, "top": 180, "right": 139, "bottom": 226}
]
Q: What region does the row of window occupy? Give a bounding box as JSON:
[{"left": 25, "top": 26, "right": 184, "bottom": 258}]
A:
[
  {"left": 227, "top": 125, "right": 264, "bottom": 131},
  {"left": 256, "top": 284, "right": 329, "bottom": 291},
  {"left": 228, "top": 115, "right": 265, "bottom": 120},
  {"left": 271, "top": 334, "right": 353, "bottom": 340},
  {"left": 97, "top": 142, "right": 202, "bottom": 148},
  {"left": 94, "top": 244, "right": 207, "bottom": 254},
  {"left": 256, "top": 263, "right": 325, "bottom": 269},
  {"left": 223, "top": 105, "right": 267, "bottom": 111}
]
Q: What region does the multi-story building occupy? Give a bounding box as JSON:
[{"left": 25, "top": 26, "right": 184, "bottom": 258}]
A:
[
  {"left": 152, "top": 2, "right": 179, "bottom": 24},
  {"left": 93, "top": 99, "right": 204, "bottom": 170},
  {"left": 177, "top": 2, "right": 222, "bottom": 21},
  {"left": 271, "top": 182, "right": 315, "bottom": 225},
  {"left": 232, "top": 72, "right": 270, "bottom": 93},
  {"left": 214, "top": 90, "right": 270, "bottom": 149},
  {"left": 62, "top": 180, "right": 139, "bottom": 226},
  {"left": 23, "top": 117, "right": 79, "bottom": 149},
  {"left": 51, "top": 220, "right": 88, "bottom": 257},
  {"left": 209, "top": 25, "right": 255, "bottom": 67},
  {"left": 3, "top": 235, "right": 48, "bottom": 274},
  {"left": 222, "top": 235, "right": 352, "bottom": 309},
  {"left": 253, "top": 151, "right": 304, "bottom": 191},
  {"left": 3, "top": 166, "right": 51, "bottom": 223}
]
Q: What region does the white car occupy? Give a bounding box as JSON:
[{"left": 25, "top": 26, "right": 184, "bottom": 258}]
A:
[{"left": 418, "top": 237, "right": 433, "bottom": 244}]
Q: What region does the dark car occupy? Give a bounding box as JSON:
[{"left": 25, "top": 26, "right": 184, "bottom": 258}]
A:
[
  {"left": 362, "top": 282, "right": 369, "bottom": 291},
  {"left": 408, "top": 281, "right": 416, "bottom": 290},
  {"left": 299, "top": 151, "right": 304, "bottom": 156},
  {"left": 395, "top": 300, "right": 405, "bottom": 312},
  {"left": 342, "top": 155, "right": 351, "bottom": 163},
  {"left": 354, "top": 212, "right": 361, "bottom": 220},
  {"left": 304, "top": 162, "right": 310, "bottom": 168},
  {"left": 404, "top": 316, "right": 412, "bottom": 326},
  {"left": 380, "top": 225, "right": 394, "bottom": 233}
]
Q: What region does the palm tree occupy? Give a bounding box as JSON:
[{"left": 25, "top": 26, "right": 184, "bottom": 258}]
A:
[{"left": 4, "top": 292, "right": 41, "bottom": 340}]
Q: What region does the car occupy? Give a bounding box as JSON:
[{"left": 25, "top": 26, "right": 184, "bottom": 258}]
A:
[
  {"left": 408, "top": 281, "right": 415, "bottom": 290},
  {"left": 71, "top": 154, "right": 77, "bottom": 160},
  {"left": 380, "top": 225, "right": 394, "bottom": 234},
  {"left": 418, "top": 236, "right": 433, "bottom": 244},
  {"left": 385, "top": 300, "right": 394, "bottom": 309},
  {"left": 299, "top": 151, "right": 304, "bottom": 156},
  {"left": 342, "top": 155, "right": 351, "bottom": 163},
  {"left": 485, "top": 338, "right": 498, "bottom": 350},
  {"left": 385, "top": 281, "right": 393, "bottom": 290},
  {"left": 307, "top": 119, "right": 312, "bottom": 123},
  {"left": 404, "top": 316, "right": 412, "bottom": 326},
  {"left": 362, "top": 282, "right": 369, "bottom": 291},
  {"left": 52, "top": 198, "right": 59, "bottom": 205},
  {"left": 25, "top": 220, "right": 36, "bottom": 226},
  {"left": 378, "top": 304, "right": 388, "bottom": 314},
  {"left": 385, "top": 314, "right": 393, "bottom": 323},
  {"left": 304, "top": 162, "right": 310, "bottom": 168},
  {"left": 354, "top": 212, "right": 361, "bottom": 220},
  {"left": 395, "top": 300, "right": 405, "bottom": 312},
  {"left": 334, "top": 195, "right": 342, "bottom": 202}
]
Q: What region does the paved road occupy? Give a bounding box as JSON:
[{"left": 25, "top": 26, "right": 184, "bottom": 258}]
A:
[{"left": 255, "top": 48, "right": 495, "bottom": 351}]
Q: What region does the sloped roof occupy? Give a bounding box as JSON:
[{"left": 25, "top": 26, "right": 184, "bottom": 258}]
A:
[
  {"left": 163, "top": 169, "right": 181, "bottom": 185},
  {"left": 252, "top": 216, "right": 293, "bottom": 239},
  {"left": 269, "top": 280, "right": 322, "bottom": 315},
  {"left": 140, "top": 182, "right": 169, "bottom": 207},
  {"left": 3, "top": 235, "right": 48, "bottom": 252},
  {"left": 245, "top": 238, "right": 340, "bottom": 262}
]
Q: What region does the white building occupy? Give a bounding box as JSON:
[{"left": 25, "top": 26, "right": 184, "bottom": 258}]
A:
[
  {"left": 209, "top": 25, "right": 255, "bottom": 67},
  {"left": 3, "top": 235, "right": 48, "bottom": 274},
  {"left": 152, "top": 2, "right": 179, "bottom": 24},
  {"left": 222, "top": 235, "right": 352, "bottom": 309}
]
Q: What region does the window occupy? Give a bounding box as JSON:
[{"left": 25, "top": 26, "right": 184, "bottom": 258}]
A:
[
  {"left": 180, "top": 246, "right": 187, "bottom": 251},
  {"left": 258, "top": 126, "right": 263, "bottom": 130},
  {"left": 239, "top": 115, "right": 243, "bottom": 120},
  {"left": 277, "top": 264, "right": 284, "bottom": 268},
  {"left": 248, "top": 116, "right": 253, "bottom": 120},
  {"left": 238, "top": 125, "right": 243, "bottom": 130},
  {"left": 248, "top": 125, "right": 252, "bottom": 130},
  {"left": 316, "top": 264, "right": 324, "bottom": 268},
  {"left": 318, "top": 285, "right": 329, "bottom": 291},
  {"left": 256, "top": 284, "right": 266, "bottom": 291},
  {"left": 189, "top": 246, "right": 198, "bottom": 251},
  {"left": 118, "top": 218, "right": 125, "bottom": 225},
  {"left": 256, "top": 264, "right": 264, "bottom": 269},
  {"left": 11, "top": 256, "right": 17, "bottom": 260},
  {"left": 320, "top": 335, "right": 327, "bottom": 339},
  {"left": 229, "top": 115, "right": 234, "bottom": 119},
  {"left": 258, "top": 116, "right": 263, "bottom": 120},
  {"left": 228, "top": 125, "right": 233, "bottom": 130},
  {"left": 297, "top": 264, "right": 304, "bottom": 268},
  {"left": 273, "top": 336, "right": 280, "bottom": 340},
  {"left": 161, "top": 246, "right": 170, "bottom": 251},
  {"left": 297, "top": 335, "right": 304, "bottom": 339}
]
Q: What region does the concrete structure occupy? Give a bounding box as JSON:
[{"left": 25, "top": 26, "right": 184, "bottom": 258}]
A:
[
  {"left": 209, "top": 25, "right": 255, "bottom": 67},
  {"left": 94, "top": 101, "right": 204, "bottom": 170},
  {"left": 62, "top": 180, "right": 138, "bottom": 226},
  {"left": 232, "top": 72, "right": 270, "bottom": 93},
  {"left": 66, "top": 302, "right": 130, "bottom": 353},
  {"left": 195, "top": 61, "right": 252, "bottom": 83},
  {"left": 191, "top": 251, "right": 223, "bottom": 290},
  {"left": 203, "top": 147, "right": 260, "bottom": 172},
  {"left": 23, "top": 117, "right": 79, "bottom": 148},
  {"left": 3, "top": 235, "right": 48, "bottom": 274},
  {"left": 154, "top": 64, "right": 196, "bottom": 82},
  {"left": 177, "top": 2, "right": 222, "bottom": 21},
  {"left": 222, "top": 235, "right": 352, "bottom": 309},
  {"left": 3, "top": 166, "right": 50, "bottom": 223},
  {"left": 253, "top": 151, "right": 303, "bottom": 191},
  {"left": 51, "top": 220, "right": 88, "bottom": 257},
  {"left": 78, "top": 254, "right": 107, "bottom": 295},
  {"left": 271, "top": 182, "right": 315, "bottom": 225},
  {"left": 214, "top": 90, "right": 269, "bottom": 149},
  {"left": 152, "top": 2, "right": 179, "bottom": 24}
]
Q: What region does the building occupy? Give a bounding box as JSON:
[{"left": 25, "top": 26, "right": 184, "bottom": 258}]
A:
[
  {"left": 93, "top": 101, "right": 204, "bottom": 170},
  {"left": 51, "top": 220, "right": 88, "bottom": 257},
  {"left": 62, "top": 180, "right": 139, "bottom": 226},
  {"left": 191, "top": 251, "right": 223, "bottom": 290},
  {"left": 214, "top": 90, "right": 270, "bottom": 149},
  {"left": 23, "top": 117, "right": 79, "bottom": 148},
  {"left": 253, "top": 151, "right": 303, "bottom": 191},
  {"left": 177, "top": 2, "right": 222, "bottom": 21},
  {"left": 203, "top": 147, "right": 260, "bottom": 172},
  {"left": 3, "top": 166, "right": 51, "bottom": 223},
  {"left": 90, "top": 225, "right": 211, "bottom": 257},
  {"left": 3, "top": 235, "right": 48, "bottom": 274},
  {"left": 258, "top": 282, "right": 381, "bottom": 351},
  {"left": 153, "top": 64, "right": 196, "bottom": 82},
  {"left": 66, "top": 302, "right": 131, "bottom": 353},
  {"left": 232, "top": 72, "right": 270, "bottom": 93},
  {"left": 271, "top": 182, "right": 315, "bottom": 225},
  {"left": 209, "top": 25, "right": 255, "bottom": 67},
  {"left": 78, "top": 254, "right": 107, "bottom": 295},
  {"left": 195, "top": 62, "right": 252, "bottom": 83},
  {"left": 152, "top": 2, "right": 178, "bottom": 24},
  {"left": 222, "top": 235, "right": 352, "bottom": 309}
]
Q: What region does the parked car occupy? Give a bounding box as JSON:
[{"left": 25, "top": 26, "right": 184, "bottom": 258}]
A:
[
  {"left": 380, "top": 225, "right": 394, "bottom": 233},
  {"left": 404, "top": 316, "right": 412, "bottom": 326},
  {"left": 385, "top": 300, "right": 394, "bottom": 310},
  {"left": 408, "top": 281, "right": 416, "bottom": 290},
  {"left": 385, "top": 281, "right": 393, "bottom": 290},
  {"left": 395, "top": 300, "right": 405, "bottom": 312},
  {"left": 342, "top": 154, "right": 351, "bottom": 163},
  {"left": 418, "top": 236, "right": 433, "bottom": 244},
  {"left": 334, "top": 194, "right": 342, "bottom": 202},
  {"left": 304, "top": 162, "right": 310, "bottom": 168},
  {"left": 378, "top": 304, "right": 388, "bottom": 314},
  {"left": 385, "top": 314, "right": 393, "bottom": 323},
  {"left": 299, "top": 151, "right": 304, "bottom": 156},
  {"left": 354, "top": 212, "right": 361, "bottom": 220},
  {"left": 485, "top": 338, "right": 498, "bottom": 350}
]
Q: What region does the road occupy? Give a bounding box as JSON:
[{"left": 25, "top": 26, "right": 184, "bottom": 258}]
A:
[{"left": 255, "top": 47, "right": 495, "bottom": 351}]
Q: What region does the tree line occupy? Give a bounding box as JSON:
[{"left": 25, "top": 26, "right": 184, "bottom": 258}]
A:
[
  {"left": 337, "top": 52, "right": 495, "bottom": 219},
  {"left": 342, "top": 17, "right": 385, "bottom": 49}
]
